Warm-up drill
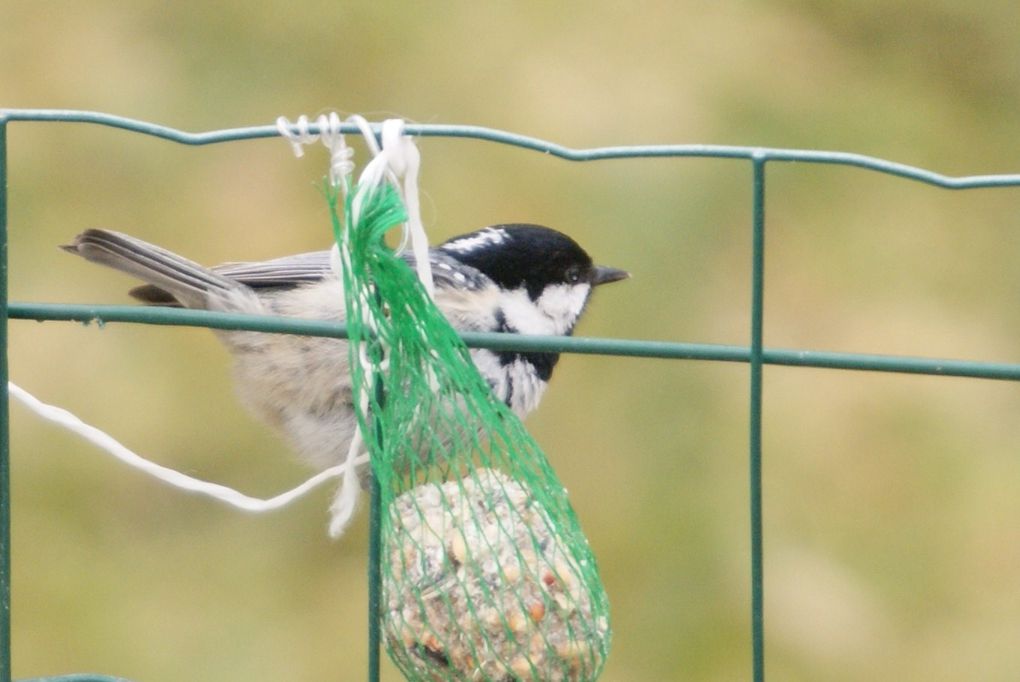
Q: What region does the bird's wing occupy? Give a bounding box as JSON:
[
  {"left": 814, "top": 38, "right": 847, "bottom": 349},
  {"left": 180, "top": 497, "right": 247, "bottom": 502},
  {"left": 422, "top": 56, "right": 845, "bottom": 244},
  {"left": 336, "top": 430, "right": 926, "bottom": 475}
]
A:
[
  {"left": 212, "top": 250, "right": 334, "bottom": 287},
  {"left": 210, "top": 248, "right": 491, "bottom": 291},
  {"left": 412, "top": 251, "right": 493, "bottom": 292}
]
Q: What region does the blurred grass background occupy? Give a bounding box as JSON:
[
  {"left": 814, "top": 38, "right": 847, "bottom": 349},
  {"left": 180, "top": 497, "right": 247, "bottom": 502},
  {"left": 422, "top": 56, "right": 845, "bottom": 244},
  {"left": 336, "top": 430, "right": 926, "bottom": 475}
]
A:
[{"left": 3, "top": 1, "right": 1020, "bottom": 680}]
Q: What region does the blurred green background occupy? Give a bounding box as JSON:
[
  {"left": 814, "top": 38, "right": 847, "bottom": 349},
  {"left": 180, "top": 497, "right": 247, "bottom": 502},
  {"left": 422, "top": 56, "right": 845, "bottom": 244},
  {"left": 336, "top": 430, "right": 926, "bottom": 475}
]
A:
[{"left": 4, "top": 1, "right": 1020, "bottom": 680}]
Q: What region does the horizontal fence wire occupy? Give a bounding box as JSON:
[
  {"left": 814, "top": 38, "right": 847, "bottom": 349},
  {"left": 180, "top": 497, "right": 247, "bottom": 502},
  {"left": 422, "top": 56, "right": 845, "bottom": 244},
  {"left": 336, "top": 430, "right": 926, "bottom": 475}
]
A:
[
  {"left": 2, "top": 108, "right": 1020, "bottom": 682},
  {"left": 16, "top": 672, "right": 134, "bottom": 676},
  {"left": 8, "top": 302, "right": 1020, "bottom": 381},
  {"left": 5, "top": 108, "right": 1020, "bottom": 188}
]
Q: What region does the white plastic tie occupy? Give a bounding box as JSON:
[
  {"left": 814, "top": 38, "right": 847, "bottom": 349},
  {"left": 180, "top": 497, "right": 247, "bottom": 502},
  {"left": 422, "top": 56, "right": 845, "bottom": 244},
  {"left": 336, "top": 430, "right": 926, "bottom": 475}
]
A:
[
  {"left": 276, "top": 114, "right": 317, "bottom": 157},
  {"left": 276, "top": 113, "right": 355, "bottom": 189}
]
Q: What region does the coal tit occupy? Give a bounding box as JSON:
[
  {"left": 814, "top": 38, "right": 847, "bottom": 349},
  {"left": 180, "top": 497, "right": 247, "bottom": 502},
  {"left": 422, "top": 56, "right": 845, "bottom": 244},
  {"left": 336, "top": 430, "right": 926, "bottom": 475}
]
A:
[{"left": 63, "top": 225, "right": 628, "bottom": 469}]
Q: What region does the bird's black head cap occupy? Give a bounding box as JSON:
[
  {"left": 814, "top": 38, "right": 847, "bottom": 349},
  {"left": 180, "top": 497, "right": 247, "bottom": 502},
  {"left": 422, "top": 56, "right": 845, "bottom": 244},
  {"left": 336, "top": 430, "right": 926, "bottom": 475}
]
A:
[{"left": 440, "top": 224, "right": 596, "bottom": 300}]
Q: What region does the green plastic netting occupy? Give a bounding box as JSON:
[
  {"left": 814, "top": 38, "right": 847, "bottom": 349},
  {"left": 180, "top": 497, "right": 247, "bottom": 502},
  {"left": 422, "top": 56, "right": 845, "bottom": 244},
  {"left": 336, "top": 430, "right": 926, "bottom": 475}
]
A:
[{"left": 329, "top": 178, "right": 611, "bottom": 681}]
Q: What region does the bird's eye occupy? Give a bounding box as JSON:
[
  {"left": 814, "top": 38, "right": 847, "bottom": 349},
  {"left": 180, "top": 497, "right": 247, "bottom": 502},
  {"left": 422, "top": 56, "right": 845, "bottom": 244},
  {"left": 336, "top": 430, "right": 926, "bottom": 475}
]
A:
[{"left": 565, "top": 266, "right": 583, "bottom": 283}]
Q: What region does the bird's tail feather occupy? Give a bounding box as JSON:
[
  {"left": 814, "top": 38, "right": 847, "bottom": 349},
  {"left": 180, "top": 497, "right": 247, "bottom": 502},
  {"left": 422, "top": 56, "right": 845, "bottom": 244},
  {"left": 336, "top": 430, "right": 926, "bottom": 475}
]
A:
[{"left": 62, "top": 229, "right": 247, "bottom": 309}]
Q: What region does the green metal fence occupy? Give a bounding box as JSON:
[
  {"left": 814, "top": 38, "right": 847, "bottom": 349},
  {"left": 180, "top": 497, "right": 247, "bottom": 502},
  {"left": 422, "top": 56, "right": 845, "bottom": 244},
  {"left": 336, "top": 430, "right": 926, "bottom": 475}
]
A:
[{"left": 2, "top": 109, "right": 1020, "bottom": 682}]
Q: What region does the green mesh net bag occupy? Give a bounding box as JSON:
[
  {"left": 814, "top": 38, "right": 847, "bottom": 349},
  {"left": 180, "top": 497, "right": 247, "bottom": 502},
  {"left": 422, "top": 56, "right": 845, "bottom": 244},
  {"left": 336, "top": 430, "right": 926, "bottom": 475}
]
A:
[{"left": 329, "top": 168, "right": 611, "bottom": 680}]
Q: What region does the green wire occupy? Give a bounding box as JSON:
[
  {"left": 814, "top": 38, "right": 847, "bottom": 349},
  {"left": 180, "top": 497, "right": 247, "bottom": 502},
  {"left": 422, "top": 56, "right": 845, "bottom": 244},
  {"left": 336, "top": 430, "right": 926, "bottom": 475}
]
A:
[
  {"left": 8, "top": 302, "right": 1020, "bottom": 381},
  {"left": 0, "top": 118, "right": 11, "bottom": 682},
  {"left": 3, "top": 109, "right": 1020, "bottom": 682}
]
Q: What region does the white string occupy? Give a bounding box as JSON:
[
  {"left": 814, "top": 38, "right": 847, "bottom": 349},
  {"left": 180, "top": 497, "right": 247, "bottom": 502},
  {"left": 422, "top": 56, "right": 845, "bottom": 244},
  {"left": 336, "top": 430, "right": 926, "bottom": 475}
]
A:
[
  {"left": 276, "top": 114, "right": 355, "bottom": 189},
  {"left": 347, "top": 116, "right": 434, "bottom": 296},
  {"left": 6, "top": 114, "right": 432, "bottom": 533},
  {"left": 327, "top": 402, "right": 368, "bottom": 538},
  {"left": 319, "top": 115, "right": 435, "bottom": 534},
  {"left": 380, "top": 119, "right": 433, "bottom": 298},
  {"left": 278, "top": 112, "right": 433, "bottom": 294},
  {"left": 347, "top": 114, "right": 382, "bottom": 156},
  {"left": 245, "top": 112, "right": 432, "bottom": 533},
  {"left": 8, "top": 381, "right": 366, "bottom": 513},
  {"left": 275, "top": 114, "right": 319, "bottom": 157}
]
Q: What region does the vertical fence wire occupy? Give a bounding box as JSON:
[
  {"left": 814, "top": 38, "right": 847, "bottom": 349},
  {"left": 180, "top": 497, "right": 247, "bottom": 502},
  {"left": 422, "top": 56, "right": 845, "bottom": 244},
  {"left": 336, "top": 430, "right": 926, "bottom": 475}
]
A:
[
  {"left": 0, "top": 119, "right": 12, "bottom": 682},
  {"left": 367, "top": 476, "right": 382, "bottom": 682},
  {"left": 748, "top": 155, "right": 767, "bottom": 682},
  {"left": 367, "top": 357, "right": 387, "bottom": 682}
]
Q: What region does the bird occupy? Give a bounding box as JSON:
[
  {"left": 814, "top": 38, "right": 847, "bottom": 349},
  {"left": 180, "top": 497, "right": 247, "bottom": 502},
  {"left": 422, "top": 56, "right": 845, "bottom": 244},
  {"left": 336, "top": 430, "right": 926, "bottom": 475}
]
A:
[{"left": 62, "top": 225, "right": 629, "bottom": 469}]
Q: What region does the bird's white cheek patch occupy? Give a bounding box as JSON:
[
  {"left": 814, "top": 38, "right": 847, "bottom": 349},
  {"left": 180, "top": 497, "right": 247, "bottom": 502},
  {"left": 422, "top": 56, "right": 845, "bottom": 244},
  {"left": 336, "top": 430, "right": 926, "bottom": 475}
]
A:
[
  {"left": 500, "top": 290, "right": 555, "bottom": 335},
  {"left": 499, "top": 284, "right": 591, "bottom": 336},
  {"left": 536, "top": 284, "right": 591, "bottom": 334}
]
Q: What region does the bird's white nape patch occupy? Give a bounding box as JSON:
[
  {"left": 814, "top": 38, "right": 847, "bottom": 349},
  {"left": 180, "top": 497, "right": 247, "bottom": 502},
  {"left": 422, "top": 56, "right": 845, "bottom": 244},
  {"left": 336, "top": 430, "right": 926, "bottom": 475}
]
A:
[
  {"left": 442, "top": 227, "right": 509, "bottom": 254},
  {"left": 500, "top": 283, "right": 592, "bottom": 336}
]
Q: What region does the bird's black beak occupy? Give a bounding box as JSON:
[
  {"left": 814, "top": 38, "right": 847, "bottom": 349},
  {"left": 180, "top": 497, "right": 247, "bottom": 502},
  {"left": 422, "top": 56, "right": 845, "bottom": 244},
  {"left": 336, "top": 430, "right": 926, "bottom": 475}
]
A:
[{"left": 591, "top": 265, "right": 630, "bottom": 286}]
